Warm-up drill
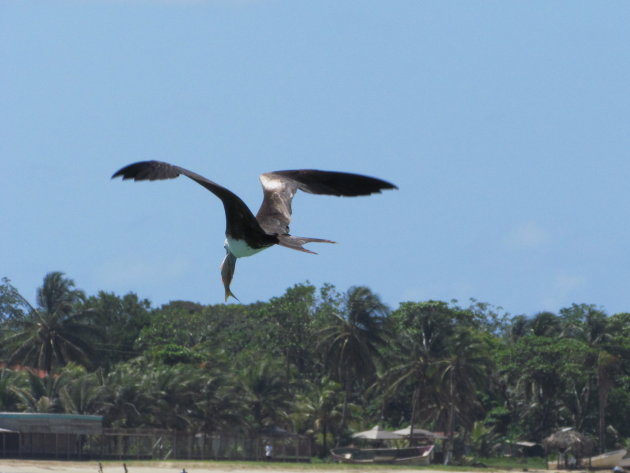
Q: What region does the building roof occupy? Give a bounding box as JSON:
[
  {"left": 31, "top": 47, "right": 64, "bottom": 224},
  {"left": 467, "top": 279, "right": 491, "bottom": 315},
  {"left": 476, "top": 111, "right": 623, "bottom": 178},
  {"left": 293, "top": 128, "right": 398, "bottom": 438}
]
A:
[{"left": 0, "top": 412, "right": 103, "bottom": 435}]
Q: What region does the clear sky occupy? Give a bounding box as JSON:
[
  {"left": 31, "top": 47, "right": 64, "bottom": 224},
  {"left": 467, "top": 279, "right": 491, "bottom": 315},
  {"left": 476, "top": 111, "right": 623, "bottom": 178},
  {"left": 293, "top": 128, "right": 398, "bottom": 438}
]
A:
[{"left": 2, "top": 1, "right": 630, "bottom": 316}]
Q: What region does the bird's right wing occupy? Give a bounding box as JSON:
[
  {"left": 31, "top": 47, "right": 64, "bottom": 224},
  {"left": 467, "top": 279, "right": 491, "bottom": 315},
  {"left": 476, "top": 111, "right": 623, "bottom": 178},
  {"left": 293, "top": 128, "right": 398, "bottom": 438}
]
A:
[
  {"left": 255, "top": 169, "right": 397, "bottom": 235},
  {"left": 112, "top": 160, "right": 269, "bottom": 241}
]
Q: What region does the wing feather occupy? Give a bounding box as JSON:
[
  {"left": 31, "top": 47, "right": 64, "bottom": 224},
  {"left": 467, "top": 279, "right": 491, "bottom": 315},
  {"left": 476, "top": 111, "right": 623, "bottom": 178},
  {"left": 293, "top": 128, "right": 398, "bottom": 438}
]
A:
[
  {"left": 255, "top": 169, "right": 397, "bottom": 235},
  {"left": 112, "top": 161, "right": 269, "bottom": 241}
]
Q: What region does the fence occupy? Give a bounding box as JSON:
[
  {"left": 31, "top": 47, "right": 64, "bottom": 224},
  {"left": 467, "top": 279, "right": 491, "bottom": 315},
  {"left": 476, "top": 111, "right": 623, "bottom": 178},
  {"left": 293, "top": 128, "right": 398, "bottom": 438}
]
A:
[{"left": 1, "top": 429, "right": 312, "bottom": 462}]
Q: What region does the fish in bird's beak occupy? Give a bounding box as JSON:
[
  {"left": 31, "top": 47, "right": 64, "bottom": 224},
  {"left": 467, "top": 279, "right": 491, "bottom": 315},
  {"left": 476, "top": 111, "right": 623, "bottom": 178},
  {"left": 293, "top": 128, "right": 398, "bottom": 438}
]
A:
[{"left": 220, "top": 252, "right": 239, "bottom": 302}]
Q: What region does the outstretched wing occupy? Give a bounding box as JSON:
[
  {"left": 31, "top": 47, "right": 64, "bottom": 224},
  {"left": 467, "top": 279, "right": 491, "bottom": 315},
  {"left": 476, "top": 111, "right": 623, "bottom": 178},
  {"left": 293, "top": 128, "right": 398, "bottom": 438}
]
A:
[
  {"left": 255, "top": 169, "right": 397, "bottom": 235},
  {"left": 112, "top": 160, "right": 269, "bottom": 241}
]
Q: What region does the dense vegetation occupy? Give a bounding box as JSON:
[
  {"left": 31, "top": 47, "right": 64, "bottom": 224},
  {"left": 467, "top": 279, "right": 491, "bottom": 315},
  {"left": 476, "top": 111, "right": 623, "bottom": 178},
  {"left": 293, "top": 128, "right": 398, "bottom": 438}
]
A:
[{"left": 1, "top": 272, "right": 629, "bottom": 459}]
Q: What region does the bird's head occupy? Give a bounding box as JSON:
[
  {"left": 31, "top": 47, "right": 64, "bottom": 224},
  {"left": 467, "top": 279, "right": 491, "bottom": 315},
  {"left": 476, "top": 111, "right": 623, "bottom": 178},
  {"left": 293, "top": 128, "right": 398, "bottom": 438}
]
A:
[{"left": 220, "top": 252, "right": 239, "bottom": 302}]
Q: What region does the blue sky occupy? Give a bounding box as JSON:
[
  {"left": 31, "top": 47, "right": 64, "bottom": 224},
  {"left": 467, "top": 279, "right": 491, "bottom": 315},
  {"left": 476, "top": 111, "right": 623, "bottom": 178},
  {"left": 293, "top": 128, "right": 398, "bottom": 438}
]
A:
[{"left": 2, "top": 1, "right": 630, "bottom": 316}]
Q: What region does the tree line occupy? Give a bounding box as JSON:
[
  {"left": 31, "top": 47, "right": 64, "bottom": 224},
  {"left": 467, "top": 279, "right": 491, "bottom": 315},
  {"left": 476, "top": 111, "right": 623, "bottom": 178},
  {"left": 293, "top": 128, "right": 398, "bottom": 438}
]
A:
[{"left": 1, "top": 271, "right": 629, "bottom": 459}]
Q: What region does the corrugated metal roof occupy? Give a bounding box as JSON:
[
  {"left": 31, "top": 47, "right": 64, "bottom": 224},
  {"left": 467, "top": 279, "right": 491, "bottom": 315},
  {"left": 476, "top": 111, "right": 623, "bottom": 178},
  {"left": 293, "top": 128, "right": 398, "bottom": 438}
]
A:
[
  {"left": 0, "top": 412, "right": 103, "bottom": 434},
  {"left": 515, "top": 441, "right": 537, "bottom": 447}
]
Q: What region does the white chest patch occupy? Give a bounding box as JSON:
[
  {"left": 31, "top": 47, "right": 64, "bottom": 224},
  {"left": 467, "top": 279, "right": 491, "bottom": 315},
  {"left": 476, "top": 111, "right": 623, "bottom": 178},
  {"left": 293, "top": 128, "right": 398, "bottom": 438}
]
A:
[{"left": 224, "top": 237, "right": 267, "bottom": 258}]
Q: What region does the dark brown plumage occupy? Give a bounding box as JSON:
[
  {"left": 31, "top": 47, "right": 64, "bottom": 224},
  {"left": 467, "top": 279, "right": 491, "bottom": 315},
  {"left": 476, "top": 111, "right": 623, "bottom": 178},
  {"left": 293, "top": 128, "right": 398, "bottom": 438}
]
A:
[{"left": 112, "top": 160, "right": 397, "bottom": 301}]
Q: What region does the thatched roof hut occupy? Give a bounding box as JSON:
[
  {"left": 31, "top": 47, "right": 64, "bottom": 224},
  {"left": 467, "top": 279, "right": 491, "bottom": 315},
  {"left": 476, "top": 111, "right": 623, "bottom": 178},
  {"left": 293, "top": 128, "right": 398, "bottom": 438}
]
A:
[{"left": 543, "top": 428, "right": 596, "bottom": 457}]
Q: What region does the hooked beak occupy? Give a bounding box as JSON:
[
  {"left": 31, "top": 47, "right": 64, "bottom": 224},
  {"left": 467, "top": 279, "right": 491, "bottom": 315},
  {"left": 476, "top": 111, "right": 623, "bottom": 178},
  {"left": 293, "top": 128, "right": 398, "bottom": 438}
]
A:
[{"left": 220, "top": 252, "right": 239, "bottom": 302}]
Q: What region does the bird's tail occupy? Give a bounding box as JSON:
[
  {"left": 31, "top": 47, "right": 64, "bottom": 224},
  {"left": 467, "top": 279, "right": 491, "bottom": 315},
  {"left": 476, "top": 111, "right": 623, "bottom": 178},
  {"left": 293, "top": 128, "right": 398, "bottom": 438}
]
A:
[{"left": 276, "top": 235, "right": 336, "bottom": 254}]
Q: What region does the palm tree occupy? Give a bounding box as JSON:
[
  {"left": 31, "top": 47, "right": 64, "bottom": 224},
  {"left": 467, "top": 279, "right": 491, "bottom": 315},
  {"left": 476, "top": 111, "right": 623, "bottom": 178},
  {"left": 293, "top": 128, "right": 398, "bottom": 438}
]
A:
[
  {"left": 194, "top": 370, "right": 245, "bottom": 433},
  {"left": 530, "top": 311, "right": 561, "bottom": 337},
  {"left": 291, "top": 377, "right": 344, "bottom": 456},
  {"left": 100, "top": 363, "right": 150, "bottom": 428},
  {"left": 57, "top": 363, "right": 106, "bottom": 415},
  {"left": 240, "top": 360, "right": 291, "bottom": 429},
  {"left": 437, "top": 329, "right": 493, "bottom": 464},
  {"left": 380, "top": 301, "right": 456, "bottom": 435},
  {"left": 12, "top": 369, "right": 69, "bottom": 413},
  {"left": 596, "top": 350, "right": 619, "bottom": 452},
  {"left": 0, "top": 368, "right": 28, "bottom": 411},
  {"left": 380, "top": 329, "right": 443, "bottom": 438},
  {"left": 316, "top": 287, "right": 388, "bottom": 430},
  {"left": 508, "top": 315, "right": 530, "bottom": 341},
  {"left": 141, "top": 362, "right": 206, "bottom": 430},
  {"left": 2, "top": 272, "right": 100, "bottom": 372},
  {"left": 560, "top": 304, "right": 619, "bottom": 451},
  {"left": 469, "top": 420, "right": 501, "bottom": 457}
]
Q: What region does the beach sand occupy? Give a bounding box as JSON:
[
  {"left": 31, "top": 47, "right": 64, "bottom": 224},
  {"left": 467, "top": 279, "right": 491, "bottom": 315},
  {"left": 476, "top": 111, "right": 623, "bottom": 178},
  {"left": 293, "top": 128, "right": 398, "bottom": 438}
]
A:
[
  {"left": 0, "top": 460, "right": 554, "bottom": 473},
  {"left": 0, "top": 459, "right": 454, "bottom": 473}
]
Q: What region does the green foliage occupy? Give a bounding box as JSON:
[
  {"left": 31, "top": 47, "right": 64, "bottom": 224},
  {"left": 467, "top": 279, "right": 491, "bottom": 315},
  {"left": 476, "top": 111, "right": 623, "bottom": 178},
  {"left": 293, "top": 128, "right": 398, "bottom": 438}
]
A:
[
  {"left": 291, "top": 377, "right": 345, "bottom": 456},
  {"left": 83, "top": 291, "right": 151, "bottom": 367},
  {"left": 0, "top": 277, "right": 30, "bottom": 324},
  {"left": 148, "top": 343, "right": 204, "bottom": 365},
  {"left": 1, "top": 272, "right": 630, "bottom": 460},
  {"left": 316, "top": 286, "right": 389, "bottom": 430},
  {"left": 469, "top": 421, "right": 501, "bottom": 457},
  {"left": 0, "top": 368, "right": 28, "bottom": 410}
]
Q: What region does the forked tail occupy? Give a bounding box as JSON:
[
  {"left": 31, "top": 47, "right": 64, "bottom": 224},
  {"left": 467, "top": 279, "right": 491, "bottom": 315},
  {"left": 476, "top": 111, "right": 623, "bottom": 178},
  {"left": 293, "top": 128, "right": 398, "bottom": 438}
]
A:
[{"left": 277, "top": 235, "right": 336, "bottom": 254}]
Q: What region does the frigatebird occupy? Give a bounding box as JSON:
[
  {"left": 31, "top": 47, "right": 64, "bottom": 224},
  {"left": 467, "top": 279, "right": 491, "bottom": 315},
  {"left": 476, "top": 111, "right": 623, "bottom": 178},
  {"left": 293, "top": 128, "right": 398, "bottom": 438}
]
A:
[{"left": 112, "top": 160, "right": 397, "bottom": 301}]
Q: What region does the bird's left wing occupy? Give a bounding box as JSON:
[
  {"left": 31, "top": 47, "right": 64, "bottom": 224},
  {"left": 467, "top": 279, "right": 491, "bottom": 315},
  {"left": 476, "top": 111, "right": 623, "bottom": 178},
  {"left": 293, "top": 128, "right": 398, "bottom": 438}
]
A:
[
  {"left": 255, "top": 169, "right": 397, "bottom": 235},
  {"left": 112, "top": 160, "right": 268, "bottom": 241}
]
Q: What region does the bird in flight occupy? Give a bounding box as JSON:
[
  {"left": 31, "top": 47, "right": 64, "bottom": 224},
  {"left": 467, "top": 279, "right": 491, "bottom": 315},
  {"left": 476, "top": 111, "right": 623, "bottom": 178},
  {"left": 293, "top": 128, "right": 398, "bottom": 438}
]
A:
[{"left": 112, "top": 160, "right": 397, "bottom": 301}]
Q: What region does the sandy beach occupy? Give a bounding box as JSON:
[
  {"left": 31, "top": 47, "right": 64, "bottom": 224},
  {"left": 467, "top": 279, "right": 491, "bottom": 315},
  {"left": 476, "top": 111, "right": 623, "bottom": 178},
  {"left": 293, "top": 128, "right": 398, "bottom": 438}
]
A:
[
  {"left": 0, "top": 459, "right": 479, "bottom": 473},
  {"left": 0, "top": 459, "right": 546, "bottom": 473}
]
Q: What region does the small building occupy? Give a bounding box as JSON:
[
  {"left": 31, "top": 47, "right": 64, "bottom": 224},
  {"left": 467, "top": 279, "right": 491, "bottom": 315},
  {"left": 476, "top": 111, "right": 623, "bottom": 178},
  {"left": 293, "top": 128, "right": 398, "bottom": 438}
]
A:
[
  {"left": 0, "top": 413, "right": 311, "bottom": 461},
  {"left": 0, "top": 412, "right": 103, "bottom": 459}
]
